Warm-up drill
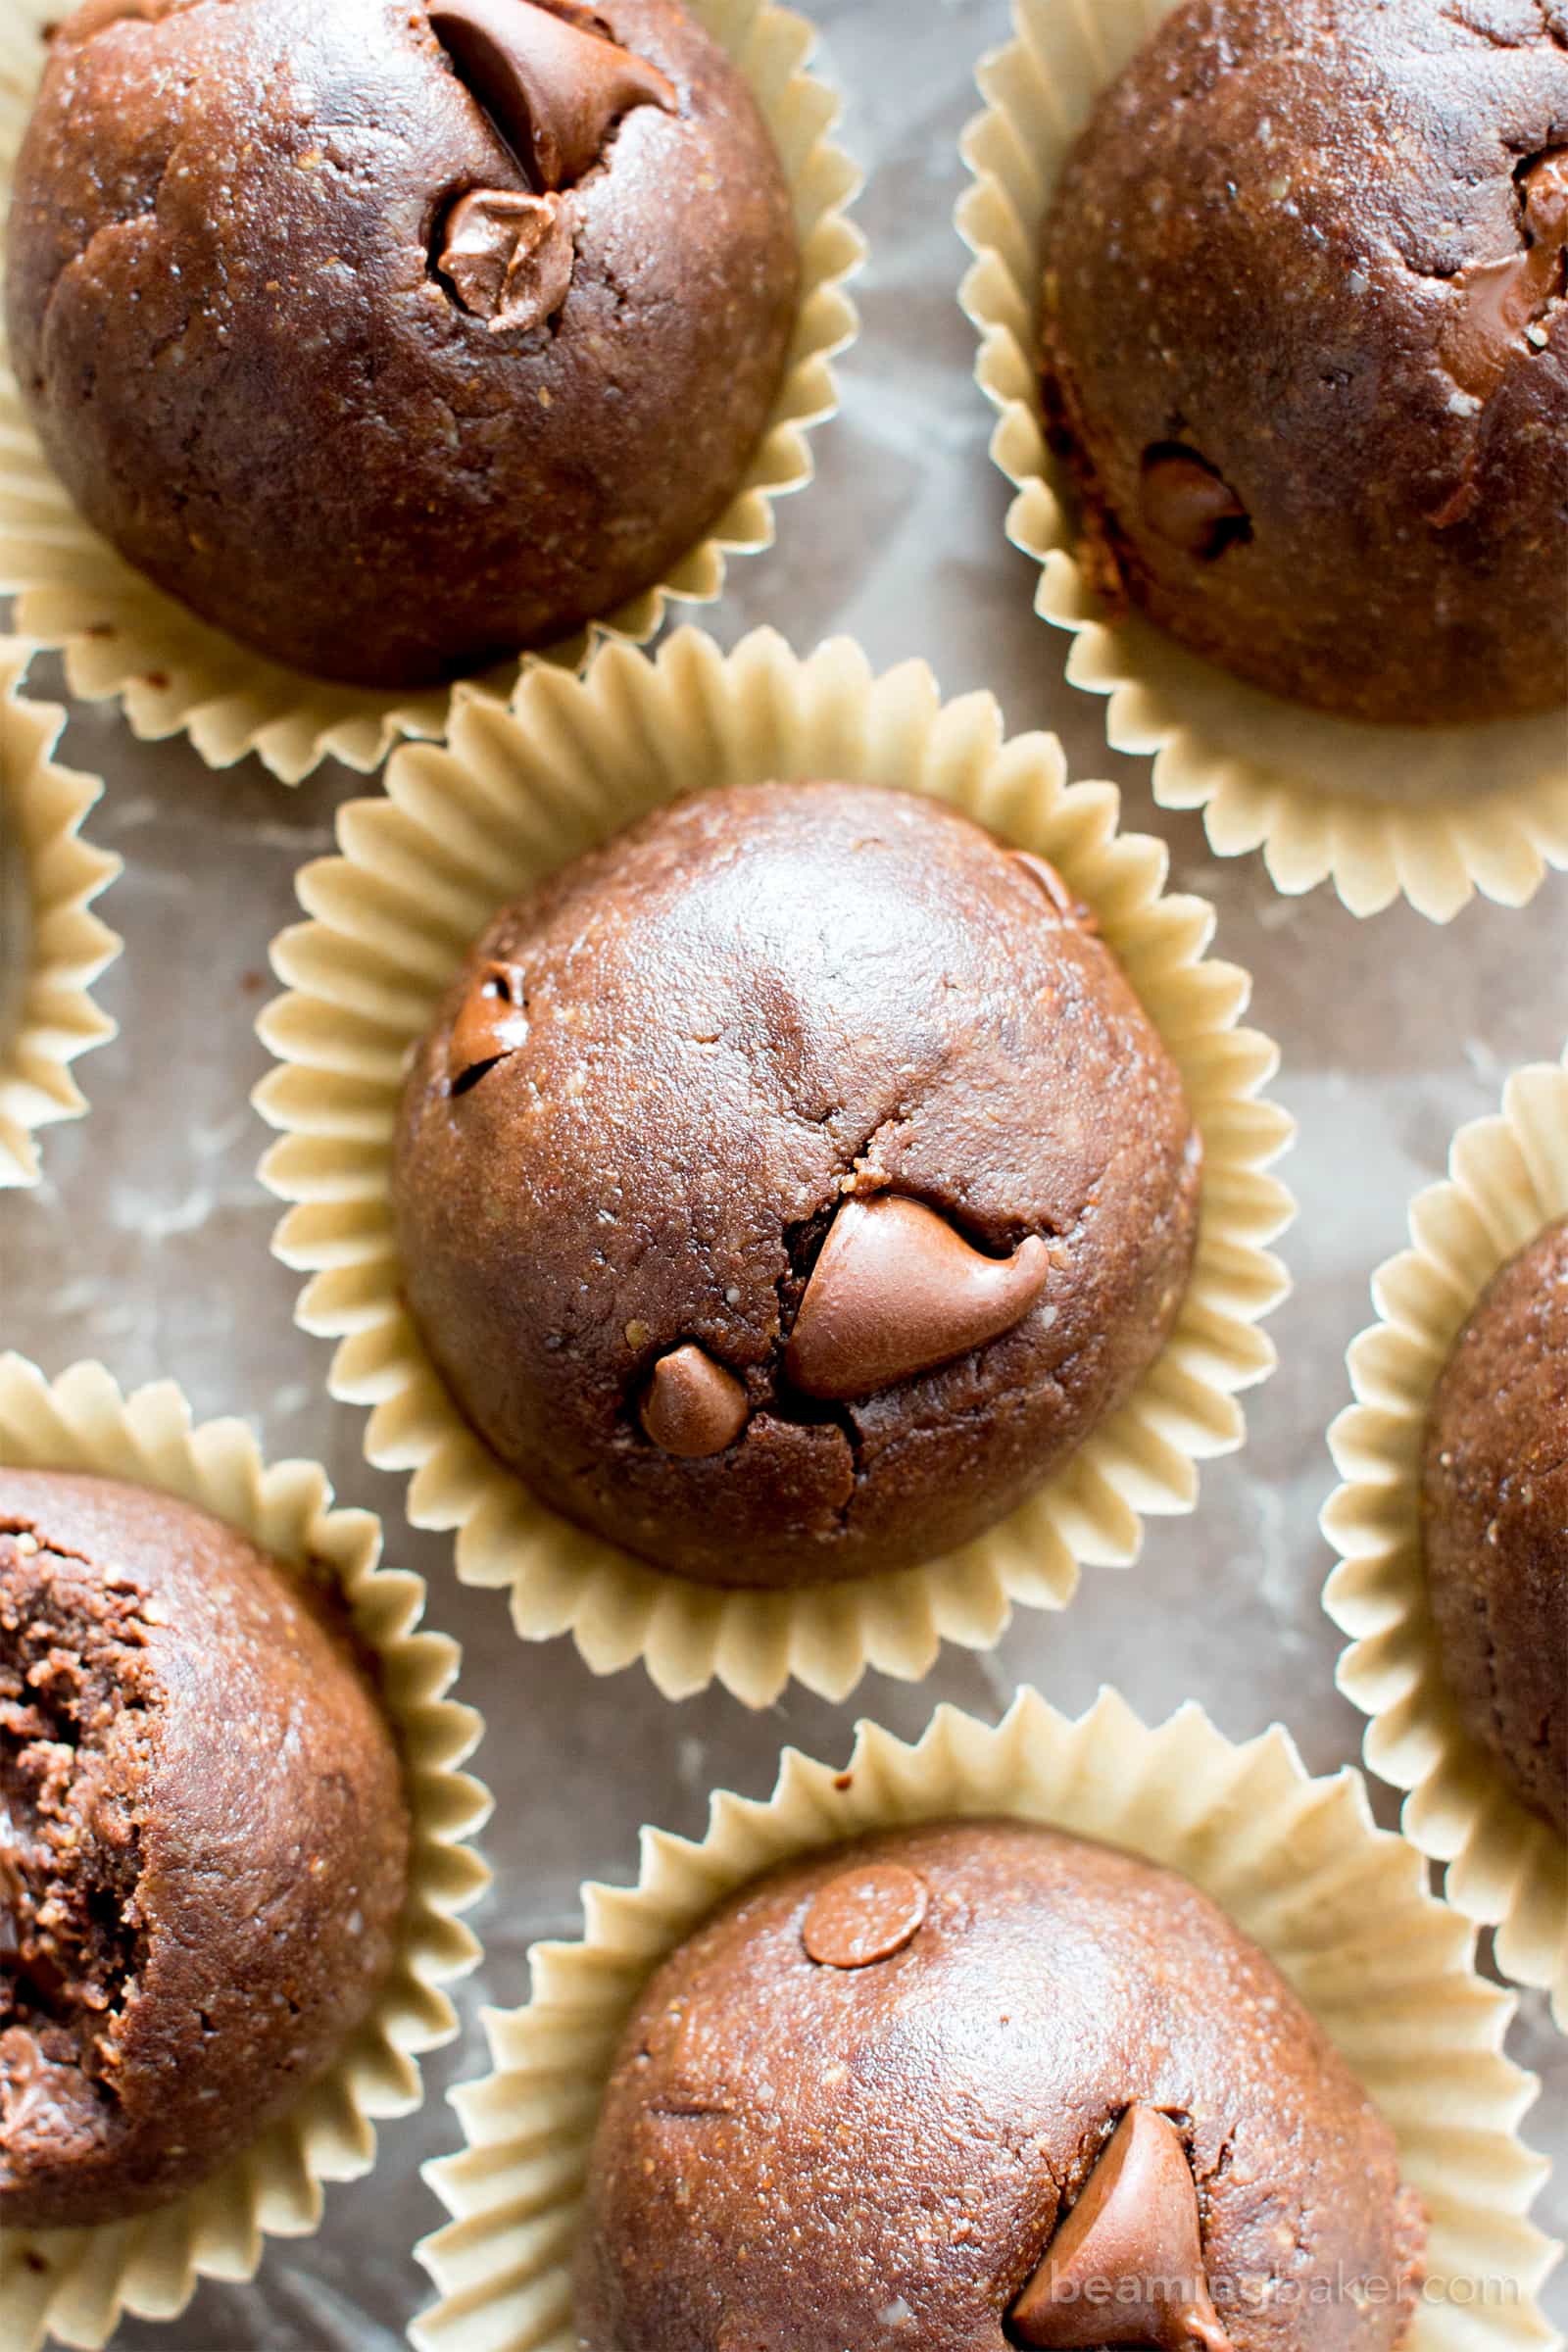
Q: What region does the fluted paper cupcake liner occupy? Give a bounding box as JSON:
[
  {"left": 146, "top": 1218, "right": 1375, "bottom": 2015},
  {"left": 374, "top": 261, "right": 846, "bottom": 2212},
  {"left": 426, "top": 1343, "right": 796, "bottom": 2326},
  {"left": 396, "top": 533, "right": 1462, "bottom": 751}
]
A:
[
  {"left": 1323, "top": 1046, "right": 1568, "bottom": 2033},
  {"left": 255, "top": 624, "right": 1294, "bottom": 1707},
  {"left": 956, "top": 0, "right": 1568, "bottom": 924},
  {"left": 0, "top": 1354, "right": 493, "bottom": 2352},
  {"left": 414, "top": 1687, "right": 1559, "bottom": 2352},
  {"left": 0, "top": 637, "right": 119, "bottom": 1186},
  {"left": 0, "top": 0, "right": 862, "bottom": 785}
]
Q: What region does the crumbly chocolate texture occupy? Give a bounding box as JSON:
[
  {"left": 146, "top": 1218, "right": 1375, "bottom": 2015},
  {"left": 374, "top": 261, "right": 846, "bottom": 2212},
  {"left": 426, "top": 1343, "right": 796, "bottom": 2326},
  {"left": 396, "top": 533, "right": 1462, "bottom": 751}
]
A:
[
  {"left": 575, "top": 1819, "right": 1428, "bottom": 2352},
  {"left": 1040, "top": 0, "right": 1568, "bottom": 724},
  {"left": 392, "top": 781, "right": 1201, "bottom": 1590},
  {"left": 0, "top": 1469, "right": 411, "bottom": 2229},
  {"left": 4, "top": 0, "right": 800, "bottom": 688},
  {"left": 1422, "top": 1216, "right": 1568, "bottom": 1836}
]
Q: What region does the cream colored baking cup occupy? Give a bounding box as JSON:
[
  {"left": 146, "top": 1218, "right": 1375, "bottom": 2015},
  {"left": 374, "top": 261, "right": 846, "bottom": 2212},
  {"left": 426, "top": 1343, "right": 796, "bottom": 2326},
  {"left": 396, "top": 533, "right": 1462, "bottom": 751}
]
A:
[
  {"left": 0, "top": 1353, "right": 492, "bottom": 2352},
  {"left": 956, "top": 0, "right": 1568, "bottom": 925},
  {"left": 414, "top": 1686, "right": 1559, "bottom": 2352},
  {"left": 0, "top": 0, "right": 861, "bottom": 786},
  {"left": 0, "top": 637, "right": 119, "bottom": 1187},
  {"left": 1323, "top": 1046, "right": 1568, "bottom": 2034},
  {"left": 254, "top": 624, "right": 1294, "bottom": 1709}
]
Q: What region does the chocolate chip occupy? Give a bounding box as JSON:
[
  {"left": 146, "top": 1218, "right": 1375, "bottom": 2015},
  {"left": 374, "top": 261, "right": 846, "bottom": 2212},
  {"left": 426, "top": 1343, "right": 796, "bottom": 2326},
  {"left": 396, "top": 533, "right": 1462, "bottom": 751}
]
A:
[
  {"left": 436, "top": 186, "right": 574, "bottom": 331},
  {"left": 430, "top": 0, "right": 676, "bottom": 195},
  {"left": 786, "top": 1195, "right": 1051, "bottom": 1401},
  {"left": 802, "top": 1863, "right": 928, "bottom": 1969},
  {"left": 448, "top": 960, "right": 529, "bottom": 1095},
  {"left": 1443, "top": 150, "right": 1568, "bottom": 405},
  {"left": 1009, "top": 2106, "right": 1234, "bottom": 2351},
  {"left": 0, "top": 1798, "right": 19, "bottom": 1963},
  {"left": 640, "top": 1343, "right": 749, "bottom": 1458},
  {"left": 1139, "top": 446, "right": 1250, "bottom": 561}
]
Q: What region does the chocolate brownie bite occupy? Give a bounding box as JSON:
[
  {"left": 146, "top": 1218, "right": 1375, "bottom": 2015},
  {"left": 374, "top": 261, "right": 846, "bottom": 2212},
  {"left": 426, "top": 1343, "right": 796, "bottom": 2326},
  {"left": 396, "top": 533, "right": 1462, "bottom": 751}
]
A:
[
  {"left": 575, "top": 1819, "right": 1428, "bottom": 2352},
  {"left": 1039, "top": 0, "right": 1568, "bottom": 724},
  {"left": 392, "top": 781, "right": 1202, "bottom": 1591},
  {"left": 4, "top": 0, "right": 800, "bottom": 688},
  {"left": 0, "top": 1469, "right": 411, "bottom": 2229},
  {"left": 1422, "top": 1217, "right": 1568, "bottom": 1836}
]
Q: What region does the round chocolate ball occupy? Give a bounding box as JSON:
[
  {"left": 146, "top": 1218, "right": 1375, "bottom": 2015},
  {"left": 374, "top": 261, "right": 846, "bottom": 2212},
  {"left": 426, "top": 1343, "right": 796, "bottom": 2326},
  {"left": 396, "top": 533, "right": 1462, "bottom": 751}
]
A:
[
  {"left": 392, "top": 781, "right": 1202, "bottom": 1590},
  {"left": 575, "top": 1819, "right": 1428, "bottom": 2352},
  {"left": 1422, "top": 1216, "right": 1568, "bottom": 1837},
  {"left": 1039, "top": 0, "right": 1568, "bottom": 724},
  {"left": 0, "top": 1469, "right": 410, "bottom": 2228},
  {"left": 4, "top": 0, "right": 799, "bottom": 688}
]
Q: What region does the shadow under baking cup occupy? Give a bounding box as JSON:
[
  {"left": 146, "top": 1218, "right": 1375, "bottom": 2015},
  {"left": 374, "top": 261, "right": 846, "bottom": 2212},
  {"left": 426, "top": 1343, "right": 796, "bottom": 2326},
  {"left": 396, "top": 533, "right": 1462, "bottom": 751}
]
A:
[
  {"left": 0, "top": 639, "right": 120, "bottom": 1188},
  {"left": 254, "top": 623, "right": 1294, "bottom": 1708},
  {"left": 1324, "top": 1043, "right": 1568, "bottom": 2034},
  {"left": 412, "top": 1687, "right": 1559, "bottom": 2352},
  {"left": 956, "top": 0, "right": 1568, "bottom": 925},
  {"left": 0, "top": 1353, "right": 493, "bottom": 2352},
  {"left": 0, "top": 0, "right": 863, "bottom": 784}
]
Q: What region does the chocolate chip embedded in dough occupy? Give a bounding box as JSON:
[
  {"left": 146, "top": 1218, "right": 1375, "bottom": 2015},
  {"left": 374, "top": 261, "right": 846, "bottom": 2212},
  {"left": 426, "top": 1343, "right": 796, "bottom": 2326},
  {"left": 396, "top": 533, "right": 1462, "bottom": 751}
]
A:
[
  {"left": 802, "top": 1863, "right": 928, "bottom": 1969},
  {"left": 448, "top": 960, "right": 529, "bottom": 1094},
  {"left": 1010, "top": 2105, "right": 1234, "bottom": 2352},
  {"left": 430, "top": 0, "right": 677, "bottom": 193},
  {"left": 437, "top": 187, "right": 574, "bottom": 330},
  {"left": 641, "top": 1344, "right": 749, "bottom": 1458},
  {"left": 786, "top": 1194, "right": 1051, "bottom": 1401},
  {"left": 1139, "top": 447, "right": 1250, "bottom": 561}
]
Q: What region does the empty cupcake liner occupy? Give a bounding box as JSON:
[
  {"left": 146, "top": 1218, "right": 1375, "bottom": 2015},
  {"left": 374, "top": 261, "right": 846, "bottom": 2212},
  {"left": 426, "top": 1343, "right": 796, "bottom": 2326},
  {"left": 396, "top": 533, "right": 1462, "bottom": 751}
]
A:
[
  {"left": 956, "top": 0, "right": 1568, "bottom": 925},
  {"left": 413, "top": 1686, "right": 1559, "bottom": 2352},
  {"left": 254, "top": 623, "right": 1294, "bottom": 1708},
  {"left": 1323, "top": 1045, "right": 1568, "bottom": 2034},
  {"left": 0, "top": 0, "right": 862, "bottom": 785},
  {"left": 0, "top": 1353, "right": 493, "bottom": 2352},
  {"left": 0, "top": 637, "right": 119, "bottom": 1188}
]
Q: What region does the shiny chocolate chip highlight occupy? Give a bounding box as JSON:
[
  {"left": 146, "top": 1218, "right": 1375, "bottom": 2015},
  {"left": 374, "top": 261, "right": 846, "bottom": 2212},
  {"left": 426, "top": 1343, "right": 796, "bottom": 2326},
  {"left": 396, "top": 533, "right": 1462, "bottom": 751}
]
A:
[{"left": 1009, "top": 2106, "right": 1234, "bottom": 2351}]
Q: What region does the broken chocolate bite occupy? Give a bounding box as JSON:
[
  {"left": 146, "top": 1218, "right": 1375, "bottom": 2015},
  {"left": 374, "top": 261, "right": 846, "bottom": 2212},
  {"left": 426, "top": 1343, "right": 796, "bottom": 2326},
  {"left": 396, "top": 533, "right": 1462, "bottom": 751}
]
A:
[{"left": 0, "top": 1470, "right": 410, "bottom": 2229}]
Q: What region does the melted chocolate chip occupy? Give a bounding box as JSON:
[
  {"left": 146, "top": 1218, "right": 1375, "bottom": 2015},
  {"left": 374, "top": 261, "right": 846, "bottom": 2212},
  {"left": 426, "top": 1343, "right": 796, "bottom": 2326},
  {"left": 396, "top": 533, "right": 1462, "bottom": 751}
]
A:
[
  {"left": 1010, "top": 2106, "right": 1234, "bottom": 2351},
  {"left": 436, "top": 186, "right": 574, "bottom": 330},
  {"left": 1444, "top": 150, "right": 1568, "bottom": 404},
  {"left": 786, "top": 1194, "right": 1051, "bottom": 1401},
  {"left": 640, "top": 1343, "right": 749, "bottom": 1458},
  {"left": 802, "top": 1863, "right": 928, "bottom": 1969},
  {"left": 430, "top": 0, "right": 676, "bottom": 193},
  {"left": 448, "top": 960, "right": 529, "bottom": 1094},
  {"left": 1139, "top": 446, "right": 1250, "bottom": 561}
]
